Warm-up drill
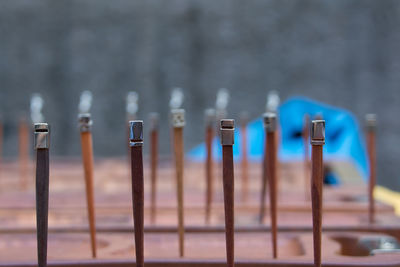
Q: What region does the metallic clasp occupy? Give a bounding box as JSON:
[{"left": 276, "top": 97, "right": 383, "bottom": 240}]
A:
[
  {"left": 220, "top": 119, "right": 235, "bottom": 146},
  {"left": 365, "top": 114, "right": 377, "bottom": 132},
  {"left": 34, "top": 123, "right": 50, "bottom": 149},
  {"left": 130, "top": 120, "right": 143, "bottom": 147},
  {"left": 78, "top": 113, "right": 92, "bottom": 132},
  {"left": 263, "top": 112, "right": 277, "bottom": 132},
  {"left": 311, "top": 120, "right": 325, "bottom": 145},
  {"left": 171, "top": 109, "right": 185, "bottom": 128}
]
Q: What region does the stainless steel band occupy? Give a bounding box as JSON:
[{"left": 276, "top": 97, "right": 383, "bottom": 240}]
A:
[
  {"left": 34, "top": 123, "right": 50, "bottom": 149},
  {"left": 130, "top": 120, "right": 144, "bottom": 147}
]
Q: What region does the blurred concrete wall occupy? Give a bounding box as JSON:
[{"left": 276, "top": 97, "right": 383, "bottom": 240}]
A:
[{"left": 0, "top": 0, "right": 399, "bottom": 190}]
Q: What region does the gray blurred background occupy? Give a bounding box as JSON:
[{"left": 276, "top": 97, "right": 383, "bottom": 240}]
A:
[{"left": 0, "top": 1, "right": 399, "bottom": 190}]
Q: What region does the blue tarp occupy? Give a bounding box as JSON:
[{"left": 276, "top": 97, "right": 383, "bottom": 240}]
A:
[{"left": 188, "top": 97, "right": 369, "bottom": 181}]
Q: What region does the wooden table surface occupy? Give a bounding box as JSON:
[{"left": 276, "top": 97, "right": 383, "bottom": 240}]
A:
[{"left": 0, "top": 158, "right": 399, "bottom": 266}]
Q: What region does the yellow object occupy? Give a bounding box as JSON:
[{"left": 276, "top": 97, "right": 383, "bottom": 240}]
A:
[{"left": 375, "top": 186, "right": 400, "bottom": 215}]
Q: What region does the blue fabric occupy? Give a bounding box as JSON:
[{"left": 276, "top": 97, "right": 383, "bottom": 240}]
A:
[{"left": 187, "top": 97, "right": 369, "bottom": 181}]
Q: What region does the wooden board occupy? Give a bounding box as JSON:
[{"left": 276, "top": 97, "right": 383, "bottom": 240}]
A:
[{"left": 0, "top": 158, "right": 399, "bottom": 266}]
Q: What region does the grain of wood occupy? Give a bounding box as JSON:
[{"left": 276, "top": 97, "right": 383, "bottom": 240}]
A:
[
  {"left": 367, "top": 130, "right": 376, "bottom": 224},
  {"left": 259, "top": 133, "right": 268, "bottom": 224},
  {"left": 303, "top": 115, "right": 311, "bottom": 201},
  {"left": 205, "top": 125, "right": 214, "bottom": 225},
  {"left": 150, "top": 129, "right": 158, "bottom": 225},
  {"left": 267, "top": 131, "right": 278, "bottom": 259},
  {"left": 222, "top": 145, "right": 235, "bottom": 267},
  {"left": 173, "top": 127, "right": 185, "bottom": 257},
  {"left": 241, "top": 123, "right": 248, "bottom": 203},
  {"left": 311, "top": 145, "right": 323, "bottom": 267},
  {"left": 130, "top": 146, "right": 144, "bottom": 267},
  {"left": 19, "top": 119, "right": 29, "bottom": 189},
  {"left": 80, "top": 132, "right": 97, "bottom": 258},
  {"left": 0, "top": 121, "right": 2, "bottom": 178},
  {"left": 36, "top": 148, "right": 49, "bottom": 267}
]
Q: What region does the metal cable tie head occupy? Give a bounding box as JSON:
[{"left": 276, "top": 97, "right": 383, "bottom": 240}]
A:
[
  {"left": 263, "top": 112, "right": 277, "bottom": 132},
  {"left": 365, "top": 114, "right": 377, "bottom": 132},
  {"left": 34, "top": 123, "right": 50, "bottom": 149},
  {"left": 171, "top": 109, "right": 185, "bottom": 128},
  {"left": 78, "top": 113, "right": 92, "bottom": 132},
  {"left": 220, "top": 119, "right": 235, "bottom": 146},
  {"left": 130, "top": 120, "right": 143, "bottom": 147},
  {"left": 311, "top": 120, "right": 325, "bottom": 145}
]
